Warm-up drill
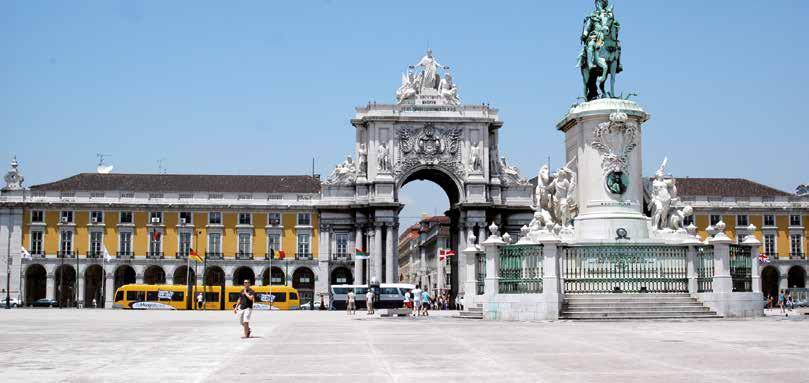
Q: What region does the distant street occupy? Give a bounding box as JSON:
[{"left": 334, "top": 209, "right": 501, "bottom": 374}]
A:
[{"left": 0, "top": 309, "right": 807, "bottom": 382}]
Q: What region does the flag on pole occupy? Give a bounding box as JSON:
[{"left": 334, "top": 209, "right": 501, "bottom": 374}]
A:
[
  {"left": 758, "top": 253, "right": 770, "bottom": 264},
  {"left": 21, "top": 246, "right": 31, "bottom": 261},
  {"left": 152, "top": 231, "right": 161, "bottom": 241},
  {"left": 102, "top": 246, "right": 112, "bottom": 262},
  {"left": 189, "top": 248, "right": 203, "bottom": 263},
  {"left": 355, "top": 248, "right": 369, "bottom": 260},
  {"left": 439, "top": 249, "right": 457, "bottom": 260},
  {"left": 271, "top": 249, "right": 286, "bottom": 260}
]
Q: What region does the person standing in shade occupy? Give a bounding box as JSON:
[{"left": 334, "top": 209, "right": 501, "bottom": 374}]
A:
[
  {"left": 197, "top": 293, "right": 204, "bottom": 310},
  {"left": 346, "top": 289, "right": 356, "bottom": 315},
  {"left": 233, "top": 279, "right": 255, "bottom": 338},
  {"left": 365, "top": 289, "right": 375, "bottom": 315},
  {"left": 411, "top": 285, "right": 422, "bottom": 317}
]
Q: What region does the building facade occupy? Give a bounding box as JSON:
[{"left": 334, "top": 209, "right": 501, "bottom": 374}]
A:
[
  {"left": 397, "top": 215, "right": 451, "bottom": 291},
  {"left": 674, "top": 177, "right": 809, "bottom": 298},
  {"left": 0, "top": 169, "right": 331, "bottom": 307}
]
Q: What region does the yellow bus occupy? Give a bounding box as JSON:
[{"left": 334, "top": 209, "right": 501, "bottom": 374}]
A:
[
  {"left": 113, "top": 284, "right": 223, "bottom": 310},
  {"left": 224, "top": 285, "right": 301, "bottom": 310}
]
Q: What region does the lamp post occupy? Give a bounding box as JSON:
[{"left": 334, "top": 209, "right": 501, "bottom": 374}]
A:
[{"left": 5, "top": 219, "right": 11, "bottom": 309}]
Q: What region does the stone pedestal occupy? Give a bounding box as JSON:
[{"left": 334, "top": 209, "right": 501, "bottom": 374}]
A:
[{"left": 556, "top": 99, "right": 651, "bottom": 242}]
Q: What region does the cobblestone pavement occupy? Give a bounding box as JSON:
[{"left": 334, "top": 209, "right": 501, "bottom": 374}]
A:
[{"left": 1, "top": 309, "right": 807, "bottom": 382}]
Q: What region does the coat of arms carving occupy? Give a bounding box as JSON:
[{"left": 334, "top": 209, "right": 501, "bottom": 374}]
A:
[{"left": 396, "top": 124, "right": 463, "bottom": 178}]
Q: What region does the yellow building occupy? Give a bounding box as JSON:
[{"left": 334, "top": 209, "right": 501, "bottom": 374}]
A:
[
  {"left": 2, "top": 171, "right": 326, "bottom": 307},
  {"left": 675, "top": 178, "right": 809, "bottom": 298}
]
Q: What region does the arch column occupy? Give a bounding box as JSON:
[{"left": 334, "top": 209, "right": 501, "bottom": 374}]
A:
[
  {"left": 46, "top": 273, "right": 55, "bottom": 300},
  {"left": 373, "top": 224, "right": 383, "bottom": 282},
  {"left": 104, "top": 272, "right": 114, "bottom": 308},
  {"left": 385, "top": 224, "right": 395, "bottom": 283},
  {"left": 77, "top": 277, "right": 84, "bottom": 307},
  {"left": 354, "top": 226, "right": 364, "bottom": 285}
]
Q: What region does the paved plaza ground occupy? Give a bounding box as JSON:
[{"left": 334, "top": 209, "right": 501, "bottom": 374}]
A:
[{"left": 1, "top": 308, "right": 808, "bottom": 382}]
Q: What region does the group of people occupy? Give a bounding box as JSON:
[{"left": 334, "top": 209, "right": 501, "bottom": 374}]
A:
[
  {"left": 403, "top": 286, "right": 460, "bottom": 316},
  {"left": 344, "top": 288, "right": 375, "bottom": 315},
  {"left": 767, "top": 289, "right": 797, "bottom": 316}
]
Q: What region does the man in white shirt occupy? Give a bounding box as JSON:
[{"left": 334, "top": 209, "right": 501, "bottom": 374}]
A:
[
  {"left": 365, "top": 290, "right": 375, "bottom": 314},
  {"left": 411, "top": 286, "right": 422, "bottom": 317},
  {"left": 346, "top": 290, "right": 356, "bottom": 315}
]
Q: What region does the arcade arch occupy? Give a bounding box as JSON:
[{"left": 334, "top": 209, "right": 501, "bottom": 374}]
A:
[
  {"left": 114, "top": 265, "right": 136, "bottom": 292},
  {"left": 233, "top": 266, "right": 255, "bottom": 285},
  {"left": 84, "top": 264, "right": 105, "bottom": 307},
  {"left": 143, "top": 265, "right": 166, "bottom": 285},
  {"left": 24, "top": 264, "right": 47, "bottom": 305},
  {"left": 173, "top": 266, "right": 196, "bottom": 285},
  {"left": 787, "top": 265, "right": 806, "bottom": 289},
  {"left": 761, "top": 265, "right": 779, "bottom": 300}
]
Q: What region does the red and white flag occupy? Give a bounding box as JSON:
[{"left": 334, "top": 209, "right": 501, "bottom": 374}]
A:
[{"left": 439, "top": 249, "right": 457, "bottom": 260}]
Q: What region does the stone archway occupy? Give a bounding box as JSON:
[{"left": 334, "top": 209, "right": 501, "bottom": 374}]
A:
[
  {"left": 787, "top": 266, "right": 806, "bottom": 288},
  {"left": 292, "top": 267, "right": 316, "bottom": 304},
  {"left": 84, "top": 264, "right": 105, "bottom": 308},
  {"left": 330, "top": 267, "right": 353, "bottom": 285},
  {"left": 261, "top": 266, "right": 286, "bottom": 286},
  {"left": 24, "top": 264, "right": 47, "bottom": 306},
  {"left": 54, "top": 264, "right": 76, "bottom": 307},
  {"left": 232, "top": 266, "right": 255, "bottom": 285},
  {"left": 204, "top": 266, "right": 226, "bottom": 288},
  {"left": 114, "top": 265, "right": 136, "bottom": 292},
  {"left": 173, "top": 266, "right": 196, "bottom": 286},
  {"left": 143, "top": 265, "right": 166, "bottom": 285},
  {"left": 761, "top": 265, "right": 779, "bottom": 300}
]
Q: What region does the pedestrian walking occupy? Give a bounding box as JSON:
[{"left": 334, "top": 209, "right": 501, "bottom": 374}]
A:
[
  {"left": 403, "top": 290, "right": 412, "bottom": 309},
  {"left": 456, "top": 294, "right": 463, "bottom": 310},
  {"left": 786, "top": 290, "right": 794, "bottom": 311},
  {"left": 421, "top": 289, "right": 431, "bottom": 316},
  {"left": 197, "top": 293, "right": 204, "bottom": 310},
  {"left": 347, "top": 289, "right": 356, "bottom": 315},
  {"left": 233, "top": 279, "right": 255, "bottom": 338},
  {"left": 366, "top": 289, "right": 375, "bottom": 315},
  {"left": 412, "top": 285, "right": 422, "bottom": 317},
  {"left": 778, "top": 290, "right": 786, "bottom": 315}
]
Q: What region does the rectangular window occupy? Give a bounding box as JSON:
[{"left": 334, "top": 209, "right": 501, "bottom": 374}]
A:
[
  {"left": 267, "top": 233, "right": 281, "bottom": 254},
  {"left": 31, "top": 231, "right": 43, "bottom": 255},
  {"left": 790, "top": 234, "right": 803, "bottom": 256},
  {"left": 736, "top": 215, "right": 748, "bottom": 227},
  {"left": 764, "top": 234, "right": 776, "bottom": 256},
  {"left": 764, "top": 215, "right": 775, "bottom": 227},
  {"left": 60, "top": 210, "right": 74, "bottom": 224},
  {"left": 297, "top": 212, "right": 311, "bottom": 226},
  {"left": 709, "top": 215, "right": 721, "bottom": 226},
  {"left": 90, "top": 211, "right": 104, "bottom": 224},
  {"left": 179, "top": 232, "right": 192, "bottom": 256},
  {"left": 268, "top": 213, "right": 281, "bottom": 226},
  {"left": 238, "top": 233, "right": 252, "bottom": 255},
  {"left": 90, "top": 231, "right": 103, "bottom": 256},
  {"left": 208, "top": 212, "right": 222, "bottom": 225},
  {"left": 119, "top": 232, "right": 132, "bottom": 255},
  {"left": 238, "top": 213, "right": 252, "bottom": 225},
  {"left": 31, "top": 210, "right": 44, "bottom": 223},
  {"left": 149, "top": 211, "right": 163, "bottom": 224},
  {"left": 208, "top": 233, "right": 222, "bottom": 254},
  {"left": 297, "top": 233, "right": 310, "bottom": 256},
  {"left": 683, "top": 215, "right": 694, "bottom": 226},
  {"left": 60, "top": 230, "right": 73, "bottom": 254},
  {"left": 335, "top": 233, "right": 348, "bottom": 257},
  {"left": 790, "top": 215, "right": 802, "bottom": 227},
  {"left": 120, "top": 211, "right": 133, "bottom": 224},
  {"left": 179, "top": 212, "right": 193, "bottom": 225},
  {"left": 737, "top": 235, "right": 745, "bottom": 244}
]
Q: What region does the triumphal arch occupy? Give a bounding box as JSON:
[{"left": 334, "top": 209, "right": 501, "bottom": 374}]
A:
[{"left": 318, "top": 50, "right": 534, "bottom": 297}]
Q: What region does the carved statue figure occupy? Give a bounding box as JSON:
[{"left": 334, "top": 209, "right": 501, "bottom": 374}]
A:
[
  {"left": 649, "top": 158, "right": 677, "bottom": 231},
  {"left": 439, "top": 71, "right": 461, "bottom": 105},
  {"left": 797, "top": 184, "right": 809, "bottom": 197},
  {"left": 469, "top": 142, "right": 482, "bottom": 172},
  {"left": 669, "top": 205, "right": 694, "bottom": 232},
  {"left": 530, "top": 159, "right": 578, "bottom": 231},
  {"left": 396, "top": 70, "right": 418, "bottom": 104},
  {"left": 357, "top": 143, "right": 368, "bottom": 175},
  {"left": 412, "top": 49, "right": 443, "bottom": 91},
  {"left": 377, "top": 142, "right": 390, "bottom": 172},
  {"left": 577, "top": 0, "right": 622, "bottom": 101},
  {"left": 3, "top": 156, "right": 24, "bottom": 190},
  {"left": 324, "top": 155, "right": 358, "bottom": 185}
]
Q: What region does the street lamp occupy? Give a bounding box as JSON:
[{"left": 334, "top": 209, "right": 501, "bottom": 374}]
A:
[{"left": 5, "top": 220, "right": 12, "bottom": 309}]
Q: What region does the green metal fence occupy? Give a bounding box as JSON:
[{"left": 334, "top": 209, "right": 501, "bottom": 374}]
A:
[
  {"left": 729, "top": 244, "right": 752, "bottom": 292},
  {"left": 562, "top": 245, "right": 688, "bottom": 294},
  {"left": 476, "top": 253, "right": 486, "bottom": 295},
  {"left": 696, "top": 246, "right": 714, "bottom": 293},
  {"left": 498, "top": 245, "right": 544, "bottom": 294}
]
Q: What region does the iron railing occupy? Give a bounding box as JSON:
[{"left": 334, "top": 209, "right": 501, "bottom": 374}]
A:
[
  {"left": 476, "top": 253, "right": 486, "bottom": 295},
  {"left": 729, "top": 245, "right": 752, "bottom": 292},
  {"left": 57, "top": 251, "right": 76, "bottom": 258},
  {"left": 206, "top": 252, "right": 223, "bottom": 260},
  {"left": 86, "top": 251, "right": 102, "bottom": 259},
  {"left": 696, "top": 246, "right": 714, "bottom": 293},
  {"left": 562, "top": 245, "right": 688, "bottom": 294},
  {"left": 296, "top": 253, "right": 313, "bottom": 260},
  {"left": 790, "top": 253, "right": 805, "bottom": 260},
  {"left": 498, "top": 245, "right": 543, "bottom": 294},
  {"left": 146, "top": 252, "right": 164, "bottom": 259},
  {"left": 116, "top": 251, "right": 132, "bottom": 259},
  {"left": 236, "top": 252, "right": 253, "bottom": 260},
  {"left": 176, "top": 251, "right": 188, "bottom": 259}
]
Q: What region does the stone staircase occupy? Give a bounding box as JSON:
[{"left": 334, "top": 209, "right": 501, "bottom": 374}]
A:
[
  {"left": 458, "top": 304, "right": 484, "bottom": 319},
  {"left": 561, "top": 293, "right": 722, "bottom": 320}
]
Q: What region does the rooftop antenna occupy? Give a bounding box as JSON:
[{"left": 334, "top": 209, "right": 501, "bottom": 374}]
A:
[
  {"left": 312, "top": 157, "right": 315, "bottom": 177},
  {"left": 96, "top": 153, "right": 113, "bottom": 174},
  {"left": 157, "top": 158, "right": 167, "bottom": 174}
]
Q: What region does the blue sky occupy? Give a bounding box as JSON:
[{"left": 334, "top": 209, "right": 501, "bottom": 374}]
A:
[{"left": 2, "top": 1, "right": 807, "bottom": 230}]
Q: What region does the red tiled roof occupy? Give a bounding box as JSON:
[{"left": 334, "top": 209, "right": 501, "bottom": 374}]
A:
[{"left": 675, "top": 178, "right": 791, "bottom": 198}]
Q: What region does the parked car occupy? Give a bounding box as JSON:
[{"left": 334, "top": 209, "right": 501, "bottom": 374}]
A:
[
  {"left": 31, "top": 298, "right": 58, "bottom": 308},
  {"left": 1, "top": 297, "right": 21, "bottom": 308}
]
